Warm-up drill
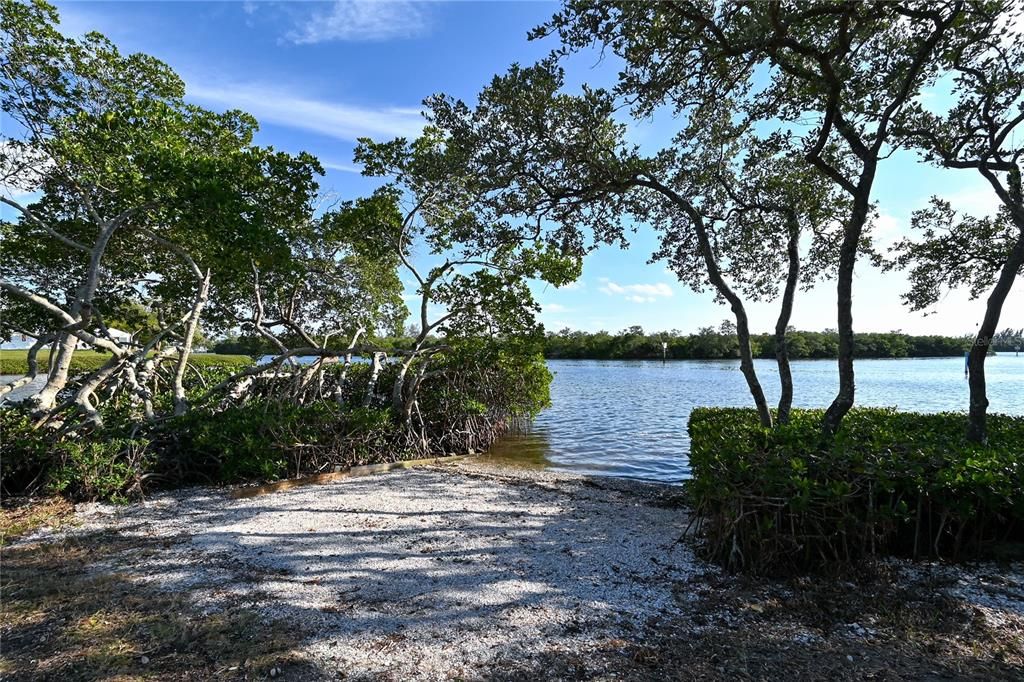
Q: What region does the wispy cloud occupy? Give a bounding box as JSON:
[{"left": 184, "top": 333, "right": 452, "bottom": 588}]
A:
[
  {"left": 322, "top": 161, "right": 362, "bottom": 174},
  {"left": 285, "top": 1, "right": 432, "bottom": 45},
  {"left": 943, "top": 185, "right": 1000, "bottom": 218},
  {"left": 187, "top": 81, "right": 424, "bottom": 141},
  {"left": 543, "top": 302, "right": 570, "bottom": 313},
  {"left": 599, "top": 279, "right": 673, "bottom": 304}
]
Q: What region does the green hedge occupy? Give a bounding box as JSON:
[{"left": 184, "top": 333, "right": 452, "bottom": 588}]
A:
[
  {"left": 164, "top": 400, "right": 398, "bottom": 484},
  {"left": 688, "top": 407, "right": 1024, "bottom": 573},
  {"left": 0, "top": 350, "right": 252, "bottom": 375}
]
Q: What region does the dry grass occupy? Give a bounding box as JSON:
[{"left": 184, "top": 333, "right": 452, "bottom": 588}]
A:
[
  {"left": 0, "top": 497, "right": 75, "bottom": 546},
  {"left": 0, "top": 529, "right": 319, "bottom": 681}
]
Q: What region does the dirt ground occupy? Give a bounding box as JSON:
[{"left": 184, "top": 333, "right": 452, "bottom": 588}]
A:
[{"left": 2, "top": 462, "right": 1022, "bottom": 681}]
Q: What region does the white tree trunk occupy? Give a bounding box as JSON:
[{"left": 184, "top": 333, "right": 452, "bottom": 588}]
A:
[
  {"left": 171, "top": 271, "right": 211, "bottom": 416},
  {"left": 364, "top": 352, "right": 387, "bottom": 407}
]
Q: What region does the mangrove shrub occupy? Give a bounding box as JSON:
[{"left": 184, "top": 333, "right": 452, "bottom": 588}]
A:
[{"left": 688, "top": 407, "right": 1024, "bottom": 574}]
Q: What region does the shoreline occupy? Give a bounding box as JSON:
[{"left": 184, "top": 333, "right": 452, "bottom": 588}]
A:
[{"left": 3, "top": 462, "right": 1022, "bottom": 680}]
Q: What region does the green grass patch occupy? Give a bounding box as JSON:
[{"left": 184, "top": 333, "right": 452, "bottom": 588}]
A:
[
  {"left": 0, "top": 350, "right": 252, "bottom": 375},
  {"left": 688, "top": 407, "right": 1024, "bottom": 573}
]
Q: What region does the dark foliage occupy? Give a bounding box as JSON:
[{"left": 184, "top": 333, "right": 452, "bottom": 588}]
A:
[
  {"left": 0, "top": 341, "right": 550, "bottom": 501},
  {"left": 215, "top": 328, "right": 993, "bottom": 362},
  {"left": 688, "top": 407, "right": 1024, "bottom": 574}
]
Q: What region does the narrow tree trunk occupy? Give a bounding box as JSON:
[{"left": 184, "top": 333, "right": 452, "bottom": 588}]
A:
[
  {"left": 171, "top": 271, "right": 211, "bottom": 416},
  {"left": 364, "top": 352, "right": 386, "bottom": 407},
  {"left": 72, "top": 355, "right": 124, "bottom": 428},
  {"left": 134, "top": 345, "right": 176, "bottom": 417},
  {"left": 334, "top": 327, "right": 366, "bottom": 405},
  {"left": 403, "top": 362, "right": 433, "bottom": 453},
  {"left": 33, "top": 329, "right": 79, "bottom": 410},
  {"left": 403, "top": 364, "right": 428, "bottom": 424},
  {"left": 391, "top": 356, "right": 416, "bottom": 417},
  {"left": 46, "top": 338, "right": 58, "bottom": 379},
  {"left": 34, "top": 220, "right": 121, "bottom": 412},
  {"left": 774, "top": 215, "right": 801, "bottom": 425},
  {"left": 823, "top": 193, "right": 872, "bottom": 436},
  {"left": 730, "top": 301, "right": 772, "bottom": 428},
  {"left": 967, "top": 227, "right": 1024, "bottom": 442},
  {"left": 639, "top": 177, "right": 772, "bottom": 427},
  {"left": 123, "top": 364, "right": 154, "bottom": 420}
]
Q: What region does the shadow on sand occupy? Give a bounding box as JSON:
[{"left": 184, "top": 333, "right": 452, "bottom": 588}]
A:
[{"left": 2, "top": 469, "right": 1022, "bottom": 680}]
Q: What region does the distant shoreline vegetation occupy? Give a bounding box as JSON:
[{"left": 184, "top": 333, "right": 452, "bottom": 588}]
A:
[
  {"left": 208, "top": 327, "right": 1024, "bottom": 362},
  {"left": 539, "top": 326, "right": 1024, "bottom": 361}
]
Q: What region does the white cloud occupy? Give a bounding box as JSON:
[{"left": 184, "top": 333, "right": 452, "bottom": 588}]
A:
[
  {"left": 943, "top": 185, "right": 1000, "bottom": 218},
  {"left": 322, "top": 161, "right": 362, "bottom": 174},
  {"left": 285, "top": 1, "right": 432, "bottom": 45},
  {"left": 187, "top": 81, "right": 424, "bottom": 141},
  {"left": 543, "top": 302, "right": 569, "bottom": 313},
  {"left": 599, "top": 280, "right": 674, "bottom": 300}
]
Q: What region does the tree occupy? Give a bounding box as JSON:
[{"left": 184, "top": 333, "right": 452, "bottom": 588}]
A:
[
  {"left": 537, "top": 0, "right": 978, "bottom": 435},
  {"left": 891, "top": 1, "right": 1024, "bottom": 441},
  {"left": 991, "top": 328, "right": 1024, "bottom": 352},
  {"left": 648, "top": 120, "right": 846, "bottom": 424},
  {"left": 353, "top": 127, "right": 580, "bottom": 427},
  {"left": 2, "top": 0, "right": 186, "bottom": 410},
  {"left": 427, "top": 58, "right": 844, "bottom": 427},
  {"left": 1, "top": 0, "right": 322, "bottom": 423},
  {"left": 0, "top": 2, "right": 559, "bottom": 495},
  {"left": 211, "top": 189, "right": 408, "bottom": 410}
]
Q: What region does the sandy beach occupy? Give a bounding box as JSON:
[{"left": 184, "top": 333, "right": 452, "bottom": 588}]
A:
[{"left": 3, "top": 462, "right": 1023, "bottom": 680}]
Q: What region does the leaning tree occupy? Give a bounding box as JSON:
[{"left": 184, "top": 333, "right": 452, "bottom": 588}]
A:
[
  {"left": 1, "top": 0, "right": 323, "bottom": 425},
  {"left": 206, "top": 189, "right": 409, "bottom": 408},
  {"left": 891, "top": 0, "right": 1024, "bottom": 442},
  {"left": 353, "top": 126, "right": 580, "bottom": 430},
  {"left": 647, "top": 107, "right": 849, "bottom": 425},
  {"left": 427, "top": 60, "right": 846, "bottom": 427},
  {"left": 2, "top": 0, "right": 187, "bottom": 411},
  {"left": 537, "top": 0, "right": 986, "bottom": 434}
]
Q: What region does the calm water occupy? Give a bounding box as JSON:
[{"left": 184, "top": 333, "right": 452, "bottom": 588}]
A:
[{"left": 484, "top": 356, "right": 1024, "bottom": 483}]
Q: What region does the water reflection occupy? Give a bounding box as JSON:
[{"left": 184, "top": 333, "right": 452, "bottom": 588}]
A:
[
  {"left": 488, "top": 356, "right": 1024, "bottom": 484},
  {"left": 479, "top": 425, "right": 552, "bottom": 471}
]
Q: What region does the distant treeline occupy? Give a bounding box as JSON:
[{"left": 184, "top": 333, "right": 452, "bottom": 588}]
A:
[
  {"left": 541, "top": 325, "right": 1024, "bottom": 361},
  {"left": 212, "top": 326, "right": 1024, "bottom": 361}
]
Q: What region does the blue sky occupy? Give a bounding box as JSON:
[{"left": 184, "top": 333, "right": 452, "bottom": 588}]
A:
[{"left": 9, "top": 1, "right": 1024, "bottom": 336}]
